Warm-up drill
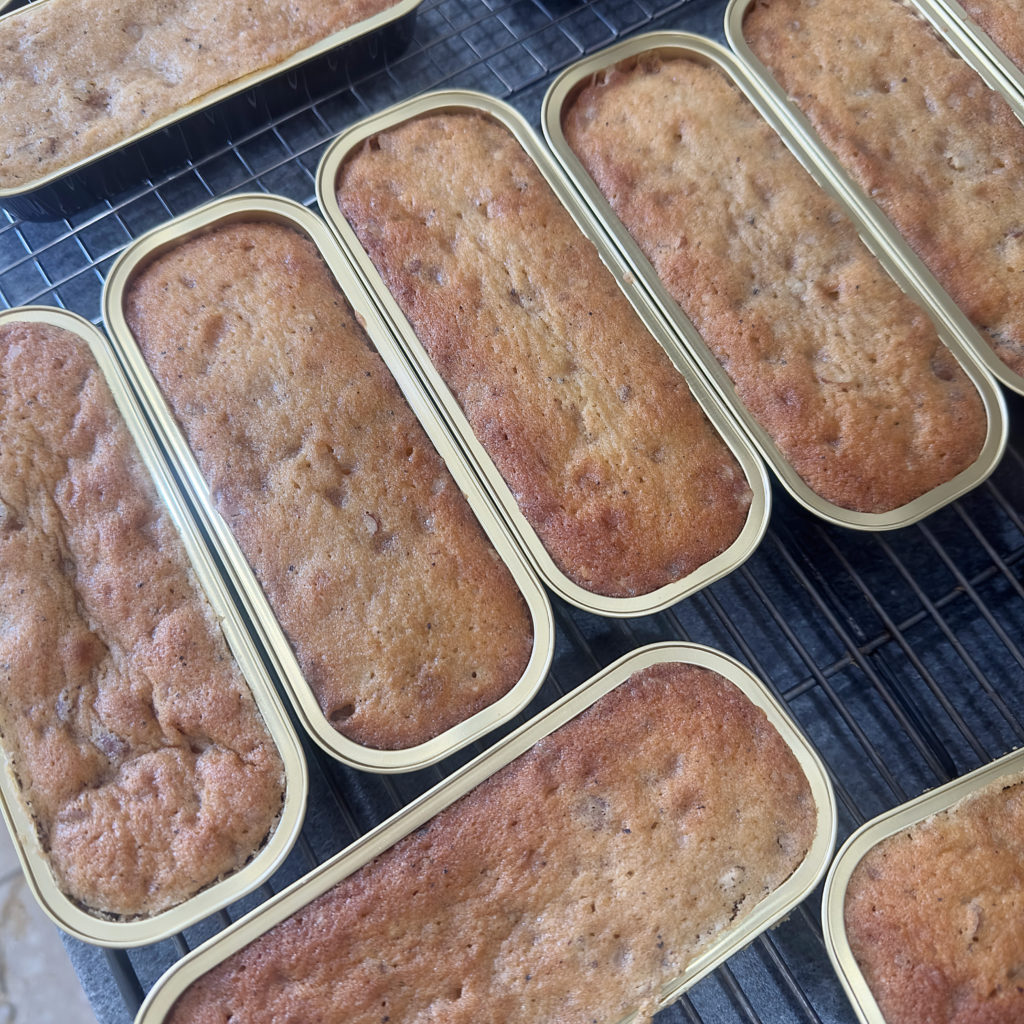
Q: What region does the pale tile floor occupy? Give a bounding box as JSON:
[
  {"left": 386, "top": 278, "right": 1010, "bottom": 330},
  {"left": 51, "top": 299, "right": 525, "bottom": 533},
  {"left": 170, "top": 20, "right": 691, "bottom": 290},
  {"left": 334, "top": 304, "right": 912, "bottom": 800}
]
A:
[{"left": 0, "top": 826, "right": 96, "bottom": 1023}]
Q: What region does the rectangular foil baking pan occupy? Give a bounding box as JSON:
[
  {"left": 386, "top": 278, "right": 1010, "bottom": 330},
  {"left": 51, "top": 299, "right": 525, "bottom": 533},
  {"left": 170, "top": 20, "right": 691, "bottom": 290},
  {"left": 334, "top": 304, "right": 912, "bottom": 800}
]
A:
[
  {"left": 0, "top": 305, "right": 308, "bottom": 948},
  {"left": 0, "top": 0, "right": 421, "bottom": 220},
  {"left": 542, "top": 32, "right": 1008, "bottom": 531},
  {"left": 134, "top": 640, "right": 838, "bottom": 1024},
  {"left": 315, "top": 89, "right": 772, "bottom": 618},
  {"left": 102, "top": 193, "right": 554, "bottom": 774},
  {"left": 821, "top": 746, "right": 1024, "bottom": 1024},
  {"left": 725, "top": 0, "right": 1024, "bottom": 398}
]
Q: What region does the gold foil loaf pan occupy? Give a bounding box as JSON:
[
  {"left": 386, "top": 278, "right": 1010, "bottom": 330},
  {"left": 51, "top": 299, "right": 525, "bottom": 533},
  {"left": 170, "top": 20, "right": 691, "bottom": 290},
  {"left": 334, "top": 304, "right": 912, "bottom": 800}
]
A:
[
  {"left": 317, "top": 89, "right": 772, "bottom": 617},
  {"left": 543, "top": 32, "right": 1007, "bottom": 531},
  {"left": 822, "top": 748, "right": 1024, "bottom": 1023},
  {"left": 726, "top": 0, "right": 1024, "bottom": 398},
  {"left": 0, "top": 0, "right": 422, "bottom": 218},
  {"left": 135, "top": 642, "right": 837, "bottom": 1024},
  {"left": 0, "top": 306, "right": 307, "bottom": 947},
  {"left": 102, "top": 193, "right": 554, "bottom": 774}
]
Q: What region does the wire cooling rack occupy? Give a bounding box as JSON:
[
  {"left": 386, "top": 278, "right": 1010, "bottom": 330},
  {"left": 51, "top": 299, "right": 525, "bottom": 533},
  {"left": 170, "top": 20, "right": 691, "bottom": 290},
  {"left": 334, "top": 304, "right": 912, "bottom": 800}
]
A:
[{"left": 2, "top": 1, "right": 1023, "bottom": 1021}]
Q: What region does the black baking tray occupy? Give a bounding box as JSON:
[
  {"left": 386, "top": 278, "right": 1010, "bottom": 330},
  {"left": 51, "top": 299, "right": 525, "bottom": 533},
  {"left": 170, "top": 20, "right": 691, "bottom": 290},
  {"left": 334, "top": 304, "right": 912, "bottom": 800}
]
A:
[{"left": 1, "top": 1, "right": 1023, "bottom": 1022}]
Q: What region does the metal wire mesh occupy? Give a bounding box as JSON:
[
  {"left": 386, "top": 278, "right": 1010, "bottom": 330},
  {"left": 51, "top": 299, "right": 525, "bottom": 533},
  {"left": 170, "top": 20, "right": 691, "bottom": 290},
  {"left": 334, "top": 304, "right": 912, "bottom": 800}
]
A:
[{"left": 2, "top": 0, "right": 1023, "bottom": 1021}]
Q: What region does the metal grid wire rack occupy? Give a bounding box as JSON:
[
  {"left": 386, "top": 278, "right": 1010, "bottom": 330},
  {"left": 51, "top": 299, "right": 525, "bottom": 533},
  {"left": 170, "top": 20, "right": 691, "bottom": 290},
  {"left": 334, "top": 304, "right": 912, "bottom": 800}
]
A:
[{"left": 2, "top": 0, "right": 1023, "bottom": 1021}]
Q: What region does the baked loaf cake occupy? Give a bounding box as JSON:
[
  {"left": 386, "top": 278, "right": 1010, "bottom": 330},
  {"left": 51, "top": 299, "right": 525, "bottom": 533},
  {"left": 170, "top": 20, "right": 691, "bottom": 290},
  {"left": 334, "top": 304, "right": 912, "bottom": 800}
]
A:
[
  {"left": 166, "top": 660, "right": 818, "bottom": 1024},
  {"left": 562, "top": 55, "right": 988, "bottom": 514},
  {"left": 0, "top": 319, "right": 285, "bottom": 918},
  {"left": 337, "top": 111, "right": 753, "bottom": 598},
  {"left": 0, "top": 0, "right": 398, "bottom": 189},
  {"left": 744, "top": 0, "right": 1024, "bottom": 380},
  {"left": 844, "top": 770, "right": 1024, "bottom": 1024},
  {"left": 960, "top": 0, "right": 1024, "bottom": 75},
  {"left": 124, "top": 221, "right": 533, "bottom": 750}
]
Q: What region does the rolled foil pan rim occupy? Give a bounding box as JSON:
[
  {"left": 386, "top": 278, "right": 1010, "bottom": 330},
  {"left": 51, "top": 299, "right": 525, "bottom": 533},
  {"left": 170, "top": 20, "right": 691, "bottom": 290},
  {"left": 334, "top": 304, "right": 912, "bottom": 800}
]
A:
[
  {"left": 0, "top": 0, "right": 424, "bottom": 211},
  {"left": 723, "top": 0, "right": 1024, "bottom": 397}
]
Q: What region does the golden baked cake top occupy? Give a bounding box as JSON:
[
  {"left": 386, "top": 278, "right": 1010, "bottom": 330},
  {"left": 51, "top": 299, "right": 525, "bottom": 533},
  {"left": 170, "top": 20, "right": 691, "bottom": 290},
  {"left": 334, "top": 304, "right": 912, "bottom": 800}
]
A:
[
  {"left": 744, "top": 0, "right": 1024, "bottom": 380},
  {"left": 164, "top": 660, "right": 818, "bottom": 1024},
  {"left": 337, "top": 109, "right": 754, "bottom": 598},
  {"left": 562, "top": 53, "right": 988, "bottom": 514},
  {"left": 0, "top": 319, "right": 285, "bottom": 918},
  {"left": 844, "top": 771, "right": 1024, "bottom": 1024},
  {"left": 0, "top": 0, "right": 400, "bottom": 189},
  {"left": 123, "top": 220, "right": 534, "bottom": 751}
]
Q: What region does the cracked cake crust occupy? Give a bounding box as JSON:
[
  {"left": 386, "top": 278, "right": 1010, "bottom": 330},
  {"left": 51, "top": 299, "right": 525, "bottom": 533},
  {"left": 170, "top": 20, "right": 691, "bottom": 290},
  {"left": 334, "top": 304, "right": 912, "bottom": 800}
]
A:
[{"left": 0, "top": 319, "right": 285, "bottom": 918}]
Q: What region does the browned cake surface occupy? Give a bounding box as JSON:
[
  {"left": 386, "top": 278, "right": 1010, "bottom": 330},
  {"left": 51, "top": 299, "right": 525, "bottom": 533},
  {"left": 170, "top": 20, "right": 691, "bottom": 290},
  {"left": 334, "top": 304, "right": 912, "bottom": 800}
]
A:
[
  {"left": 844, "top": 771, "right": 1024, "bottom": 1024},
  {"left": 337, "top": 111, "right": 753, "bottom": 598},
  {"left": 124, "top": 221, "right": 532, "bottom": 750},
  {"left": 0, "top": 320, "right": 285, "bottom": 918},
  {"left": 961, "top": 0, "right": 1024, "bottom": 76},
  {"left": 0, "top": 0, "right": 397, "bottom": 188},
  {"left": 167, "top": 661, "right": 818, "bottom": 1024},
  {"left": 745, "top": 0, "right": 1024, "bottom": 379},
  {"left": 563, "top": 55, "right": 988, "bottom": 514}
]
